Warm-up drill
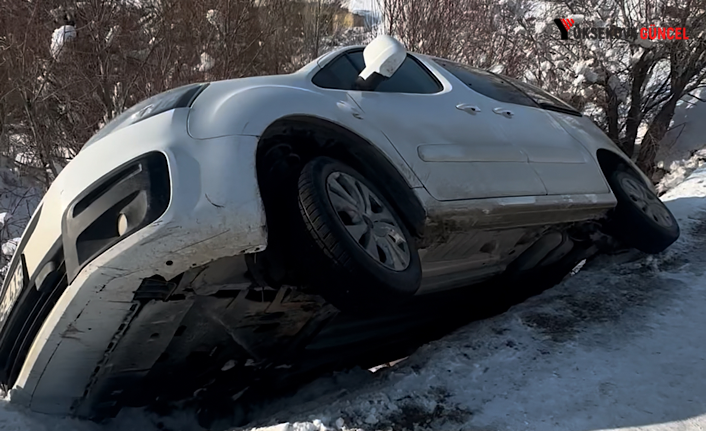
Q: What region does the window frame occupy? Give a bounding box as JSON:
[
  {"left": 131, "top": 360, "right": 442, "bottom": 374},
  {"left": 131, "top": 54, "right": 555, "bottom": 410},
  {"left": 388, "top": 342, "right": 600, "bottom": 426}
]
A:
[
  {"left": 311, "top": 48, "right": 444, "bottom": 95},
  {"left": 431, "top": 57, "right": 582, "bottom": 117},
  {"left": 431, "top": 57, "right": 538, "bottom": 108},
  {"left": 501, "top": 76, "right": 582, "bottom": 116}
]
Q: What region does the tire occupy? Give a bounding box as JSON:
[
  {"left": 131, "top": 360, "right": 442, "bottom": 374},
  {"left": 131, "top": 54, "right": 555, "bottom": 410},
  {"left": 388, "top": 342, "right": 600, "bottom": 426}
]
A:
[
  {"left": 293, "top": 156, "right": 422, "bottom": 313},
  {"left": 606, "top": 168, "right": 679, "bottom": 254}
]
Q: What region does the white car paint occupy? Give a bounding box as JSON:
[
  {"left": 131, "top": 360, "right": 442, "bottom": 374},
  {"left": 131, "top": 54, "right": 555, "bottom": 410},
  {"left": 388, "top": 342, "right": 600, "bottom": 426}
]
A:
[
  {"left": 5, "top": 110, "right": 267, "bottom": 414},
  {"left": 344, "top": 55, "right": 550, "bottom": 201},
  {"left": 0, "top": 42, "right": 650, "bottom": 417}
]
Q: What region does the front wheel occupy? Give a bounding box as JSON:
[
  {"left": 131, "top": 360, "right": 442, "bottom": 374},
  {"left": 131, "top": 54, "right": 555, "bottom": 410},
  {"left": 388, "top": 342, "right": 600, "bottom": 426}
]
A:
[
  {"left": 293, "top": 156, "right": 422, "bottom": 313},
  {"left": 606, "top": 169, "right": 679, "bottom": 254}
]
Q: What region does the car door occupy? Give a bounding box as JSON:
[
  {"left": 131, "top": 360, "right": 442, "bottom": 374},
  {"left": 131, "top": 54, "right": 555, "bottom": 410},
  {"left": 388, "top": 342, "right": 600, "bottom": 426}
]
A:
[
  {"left": 432, "top": 58, "right": 607, "bottom": 196},
  {"left": 310, "top": 48, "right": 548, "bottom": 201},
  {"left": 499, "top": 76, "right": 610, "bottom": 194}
]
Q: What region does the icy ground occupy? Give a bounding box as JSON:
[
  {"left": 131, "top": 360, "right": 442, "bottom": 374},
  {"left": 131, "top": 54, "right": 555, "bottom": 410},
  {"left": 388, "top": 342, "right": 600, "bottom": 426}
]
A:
[
  {"left": 235, "top": 167, "right": 706, "bottom": 431},
  {"left": 2, "top": 167, "right": 706, "bottom": 431}
]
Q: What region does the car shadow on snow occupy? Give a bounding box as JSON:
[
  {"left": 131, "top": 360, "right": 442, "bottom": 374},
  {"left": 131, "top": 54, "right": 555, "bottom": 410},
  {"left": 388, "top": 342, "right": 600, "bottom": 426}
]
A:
[{"left": 227, "top": 196, "right": 706, "bottom": 431}]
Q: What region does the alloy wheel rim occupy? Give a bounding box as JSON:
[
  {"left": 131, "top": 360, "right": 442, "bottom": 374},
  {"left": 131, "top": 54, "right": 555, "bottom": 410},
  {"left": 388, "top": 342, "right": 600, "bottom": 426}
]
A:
[
  {"left": 325, "top": 171, "right": 411, "bottom": 271},
  {"left": 619, "top": 174, "right": 674, "bottom": 228}
]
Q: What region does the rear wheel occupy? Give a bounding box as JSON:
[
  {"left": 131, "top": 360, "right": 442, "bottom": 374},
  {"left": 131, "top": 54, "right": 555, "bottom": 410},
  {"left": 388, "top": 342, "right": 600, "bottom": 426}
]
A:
[
  {"left": 606, "top": 169, "right": 679, "bottom": 254},
  {"left": 293, "top": 156, "right": 422, "bottom": 313}
]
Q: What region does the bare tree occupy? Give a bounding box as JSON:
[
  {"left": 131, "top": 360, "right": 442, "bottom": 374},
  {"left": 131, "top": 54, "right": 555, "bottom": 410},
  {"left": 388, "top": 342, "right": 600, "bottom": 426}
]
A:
[{"left": 636, "top": 0, "right": 706, "bottom": 176}]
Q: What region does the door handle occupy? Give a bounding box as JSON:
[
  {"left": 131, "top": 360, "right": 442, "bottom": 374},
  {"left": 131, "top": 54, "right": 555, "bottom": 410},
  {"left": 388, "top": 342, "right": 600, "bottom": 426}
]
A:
[
  {"left": 337, "top": 101, "right": 364, "bottom": 119},
  {"left": 456, "top": 103, "right": 481, "bottom": 114},
  {"left": 493, "top": 107, "right": 514, "bottom": 118}
]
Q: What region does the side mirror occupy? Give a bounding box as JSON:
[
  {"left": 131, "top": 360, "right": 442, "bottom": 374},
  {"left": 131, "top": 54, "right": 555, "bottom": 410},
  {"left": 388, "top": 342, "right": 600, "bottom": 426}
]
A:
[{"left": 356, "top": 35, "right": 406, "bottom": 91}]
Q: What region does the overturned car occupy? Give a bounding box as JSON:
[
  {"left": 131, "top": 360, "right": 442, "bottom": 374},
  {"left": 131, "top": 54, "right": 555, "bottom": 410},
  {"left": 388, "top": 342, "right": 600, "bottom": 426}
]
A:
[{"left": 0, "top": 35, "right": 679, "bottom": 425}]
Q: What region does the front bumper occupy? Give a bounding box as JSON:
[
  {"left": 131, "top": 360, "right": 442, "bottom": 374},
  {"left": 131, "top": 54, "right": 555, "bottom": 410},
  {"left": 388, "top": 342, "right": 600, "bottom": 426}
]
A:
[{"left": 0, "top": 108, "right": 267, "bottom": 414}]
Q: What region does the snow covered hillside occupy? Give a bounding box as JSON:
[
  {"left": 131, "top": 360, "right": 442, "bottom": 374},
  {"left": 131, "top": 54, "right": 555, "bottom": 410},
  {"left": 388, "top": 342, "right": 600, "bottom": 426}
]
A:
[{"left": 0, "top": 167, "right": 705, "bottom": 431}]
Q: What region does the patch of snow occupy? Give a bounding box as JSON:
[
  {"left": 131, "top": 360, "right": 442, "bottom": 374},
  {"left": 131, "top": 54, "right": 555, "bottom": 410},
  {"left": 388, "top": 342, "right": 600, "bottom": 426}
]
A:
[
  {"left": 568, "top": 14, "right": 585, "bottom": 24},
  {"left": 105, "top": 26, "right": 119, "bottom": 47},
  {"left": 582, "top": 102, "right": 602, "bottom": 117},
  {"left": 534, "top": 20, "right": 548, "bottom": 34},
  {"left": 488, "top": 64, "right": 504, "bottom": 74},
  {"left": 197, "top": 52, "right": 215, "bottom": 72},
  {"left": 347, "top": 0, "right": 375, "bottom": 14},
  {"left": 207, "top": 9, "right": 225, "bottom": 32},
  {"left": 1, "top": 238, "right": 20, "bottom": 257},
  {"left": 50, "top": 25, "right": 76, "bottom": 58},
  {"left": 222, "top": 359, "right": 237, "bottom": 371},
  {"left": 656, "top": 149, "right": 706, "bottom": 195},
  {"left": 657, "top": 87, "right": 706, "bottom": 168},
  {"left": 572, "top": 74, "right": 585, "bottom": 87}
]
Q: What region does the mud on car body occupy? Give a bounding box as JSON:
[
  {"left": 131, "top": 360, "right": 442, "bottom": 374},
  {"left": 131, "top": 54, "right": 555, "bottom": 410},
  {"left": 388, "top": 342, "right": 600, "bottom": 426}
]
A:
[{"left": 0, "top": 35, "right": 678, "bottom": 424}]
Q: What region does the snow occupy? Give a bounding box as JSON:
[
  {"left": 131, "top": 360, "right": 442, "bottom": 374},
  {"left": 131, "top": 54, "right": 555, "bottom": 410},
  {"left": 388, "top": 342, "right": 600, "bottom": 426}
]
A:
[
  {"left": 0, "top": 162, "right": 42, "bottom": 282},
  {"left": 105, "top": 26, "right": 119, "bottom": 47},
  {"left": 534, "top": 20, "right": 548, "bottom": 35},
  {"left": 656, "top": 149, "right": 706, "bottom": 195},
  {"left": 513, "top": 25, "right": 527, "bottom": 35},
  {"left": 657, "top": 87, "right": 706, "bottom": 168},
  {"left": 346, "top": 0, "right": 378, "bottom": 15},
  {"left": 653, "top": 87, "right": 706, "bottom": 193},
  {"left": 197, "top": 52, "right": 215, "bottom": 72},
  {"left": 207, "top": 9, "right": 225, "bottom": 33},
  {"left": 1, "top": 238, "right": 20, "bottom": 257},
  {"left": 489, "top": 64, "right": 504, "bottom": 74},
  {"left": 50, "top": 25, "right": 77, "bottom": 58},
  {"left": 228, "top": 167, "right": 706, "bottom": 431},
  {"left": 567, "top": 14, "right": 585, "bottom": 24}
]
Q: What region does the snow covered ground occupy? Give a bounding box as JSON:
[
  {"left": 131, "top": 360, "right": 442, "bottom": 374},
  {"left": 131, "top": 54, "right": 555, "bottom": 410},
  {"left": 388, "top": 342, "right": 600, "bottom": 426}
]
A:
[
  {"left": 655, "top": 89, "right": 706, "bottom": 195},
  {"left": 2, "top": 165, "right": 706, "bottom": 430},
  {"left": 232, "top": 167, "right": 706, "bottom": 431}
]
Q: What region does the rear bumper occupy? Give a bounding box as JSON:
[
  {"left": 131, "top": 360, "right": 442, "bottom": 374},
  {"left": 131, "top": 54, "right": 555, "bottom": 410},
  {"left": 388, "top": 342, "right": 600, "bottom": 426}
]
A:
[{"left": 0, "top": 108, "right": 267, "bottom": 414}]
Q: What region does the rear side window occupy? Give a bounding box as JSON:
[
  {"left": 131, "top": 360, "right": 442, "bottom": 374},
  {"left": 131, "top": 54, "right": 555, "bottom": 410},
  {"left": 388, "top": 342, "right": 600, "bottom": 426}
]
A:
[
  {"left": 432, "top": 58, "right": 536, "bottom": 107},
  {"left": 504, "top": 77, "right": 581, "bottom": 116},
  {"left": 313, "top": 50, "right": 442, "bottom": 94}
]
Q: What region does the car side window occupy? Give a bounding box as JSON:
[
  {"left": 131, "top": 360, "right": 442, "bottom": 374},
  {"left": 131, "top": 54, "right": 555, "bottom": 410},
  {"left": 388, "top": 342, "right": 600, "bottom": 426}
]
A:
[
  {"left": 504, "top": 76, "right": 581, "bottom": 116},
  {"left": 432, "top": 58, "right": 536, "bottom": 107},
  {"left": 313, "top": 50, "right": 442, "bottom": 94}
]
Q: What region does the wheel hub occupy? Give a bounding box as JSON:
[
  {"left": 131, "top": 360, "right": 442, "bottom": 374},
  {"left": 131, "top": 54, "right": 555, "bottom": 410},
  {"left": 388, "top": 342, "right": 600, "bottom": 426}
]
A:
[
  {"left": 619, "top": 174, "right": 674, "bottom": 228},
  {"left": 325, "top": 171, "right": 411, "bottom": 271}
]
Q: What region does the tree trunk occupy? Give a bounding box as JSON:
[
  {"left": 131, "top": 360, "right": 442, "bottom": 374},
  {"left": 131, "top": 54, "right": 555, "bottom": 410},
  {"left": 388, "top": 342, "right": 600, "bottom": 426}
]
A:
[
  {"left": 635, "top": 91, "right": 681, "bottom": 178},
  {"left": 604, "top": 81, "right": 620, "bottom": 145},
  {"left": 620, "top": 54, "right": 652, "bottom": 157}
]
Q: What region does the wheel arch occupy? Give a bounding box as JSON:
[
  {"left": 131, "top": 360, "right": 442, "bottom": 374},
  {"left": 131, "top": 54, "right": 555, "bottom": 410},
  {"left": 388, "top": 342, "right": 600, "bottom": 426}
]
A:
[
  {"left": 255, "top": 115, "right": 426, "bottom": 238},
  {"left": 596, "top": 149, "right": 656, "bottom": 194}
]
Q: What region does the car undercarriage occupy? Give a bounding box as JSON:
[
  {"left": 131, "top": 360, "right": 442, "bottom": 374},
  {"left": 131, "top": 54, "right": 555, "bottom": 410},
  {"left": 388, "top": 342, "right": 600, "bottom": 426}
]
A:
[{"left": 68, "top": 217, "right": 616, "bottom": 429}]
